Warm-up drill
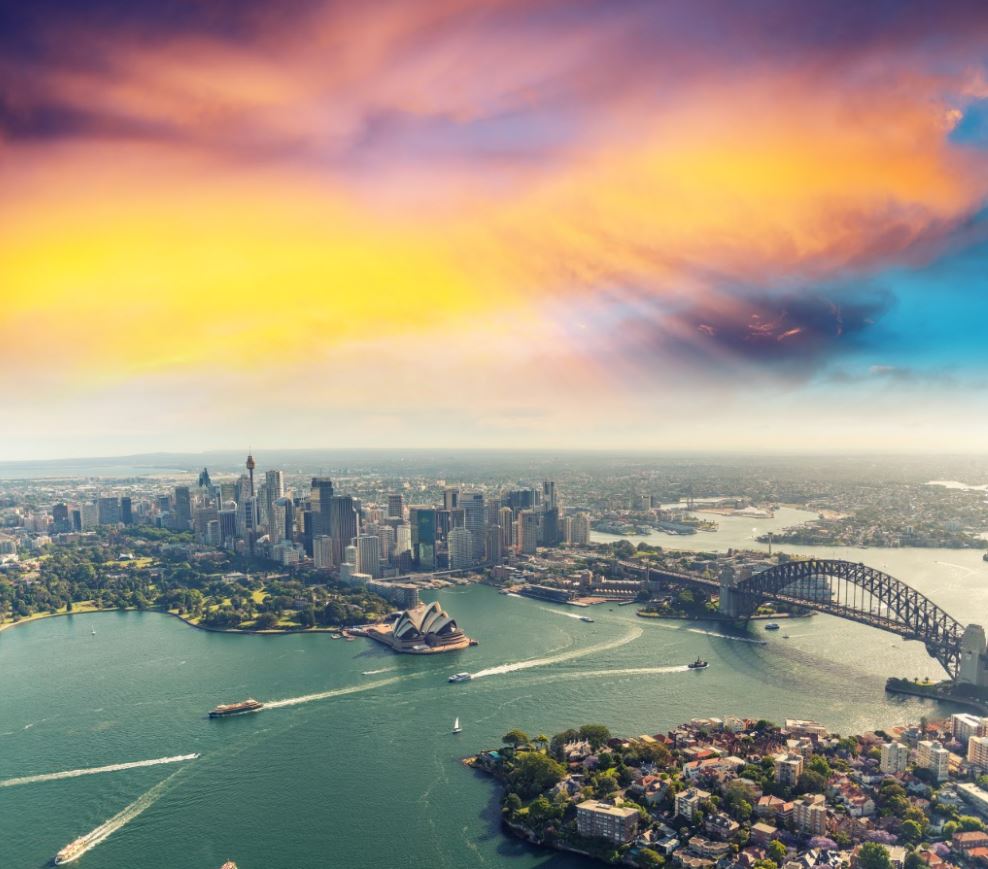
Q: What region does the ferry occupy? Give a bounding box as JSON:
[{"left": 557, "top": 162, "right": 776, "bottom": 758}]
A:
[
  {"left": 687, "top": 657, "right": 709, "bottom": 670},
  {"left": 764, "top": 623, "right": 781, "bottom": 631},
  {"left": 209, "top": 698, "right": 264, "bottom": 718},
  {"left": 579, "top": 616, "right": 594, "bottom": 623},
  {"left": 448, "top": 672, "right": 472, "bottom": 683},
  {"left": 54, "top": 836, "right": 88, "bottom": 865}
]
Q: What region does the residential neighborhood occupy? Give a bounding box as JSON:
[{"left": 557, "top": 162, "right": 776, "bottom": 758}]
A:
[{"left": 470, "top": 713, "right": 988, "bottom": 869}]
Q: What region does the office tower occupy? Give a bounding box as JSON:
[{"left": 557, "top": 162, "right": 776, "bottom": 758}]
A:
[
  {"left": 194, "top": 506, "right": 218, "bottom": 543},
  {"left": 236, "top": 496, "right": 256, "bottom": 539},
  {"left": 387, "top": 493, "right": 404, "bottom": 519},
  {"left": 448, "top": 527, "right": 473, "bottom": 570},
  {"left": 508, "top": 489, "right": 536, "bottom": 511},
  {"left": 436, "top": 509, "right": 452, "bottom": 543},
  {"left": 120, "top": 496, "right": 133, "bottom": 525},
  {"left": 219, "top": 506, "right": 238, "bottom": 543},
  {"left": 70, "top": 508, "right": 82, "bottom": 531},
  {"left": 206, "top": 519, "right": 221, "bottom": 546},
  {"left": 498, "top": 506, "right": 514, "bottom": 548},
  {"left": 174, "top": 486, "right": 192, "bottom": 530},
  {"left": 329, "top": 495, "right": 359, "bottom": 565},
  {"left": 395, "top": 523, "right": 412, "bottom": 559},
  {"left": 517, "top": 509, "right": 539, "bottom": 554},
  {"left": 310, "top": 477, "right": 334, "bottom": 538},
  {"left": 376, "top": 526, "right": 395, "bottom": 564},
  {"left": 198, "top": 467, "right": 212, "bottom": 489},
  {"left": 542, "top": 480, "right": 557, "bottom": 511},
  {"left": 485, "top": 525, "right": 504, "bottom": 562},
  {"left": 52, "top": 503, "right": 70, "bottom": 534},
  {"left": 98, "top": 496, "right": 122, "bottom": 525},
  {"left": 542, "top": 507, "right": 560, "bottom": 547},
  {"left": 570, "top": 513, "right": 591, "bottom": 545},
  {"left": 461, "top": 492, "right": 486, "bottom": 561},
  {"left": 264, "top": 470, "right": 284, "bottom": 533},
  {"left": 410, "top": 506, "right": 437, "bottom": 570},
  {"left": 355, "top": 535, "right": 382, "bottom": 578},
  {"left": 313, "top": 535, "right": 334, "bottom": 570},
  {"left": 443, "top": 488, "right": 460, "bottom": 510},
  {"left": 81, "top": 503, "right": 100, "bottom": 530},
  {"left": 220, "top": 482, "right": 237, "bottom": 503}
]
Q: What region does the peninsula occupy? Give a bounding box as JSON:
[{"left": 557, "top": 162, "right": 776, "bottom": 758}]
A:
[{"left": 469, "top": 714, "right": 988, "bottom": 869}]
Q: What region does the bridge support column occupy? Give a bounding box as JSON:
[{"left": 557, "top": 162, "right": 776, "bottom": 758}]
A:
[
  {"left": 718, "top": 567, "right": 741, "bottom": 619},
  {"left": 959, "top": 625, "right": 988, "bottom": 687}
]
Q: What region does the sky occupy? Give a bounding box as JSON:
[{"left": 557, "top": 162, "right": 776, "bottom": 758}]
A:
[{"left": 2, "top": 0, "right": 988, "bottom": 459}]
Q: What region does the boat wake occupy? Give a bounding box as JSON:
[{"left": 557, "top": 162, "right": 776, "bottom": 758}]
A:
[
  {"left": 0, "top": 753, "right": 198, "bottom": 789},
  {"left": 686, "top": 627, "right": 767, "bottom": 645},
  {"left": 360, "top": 668, "right": 393, "bottom": 676},
  {"left": 52, "top": 766, "right": 188, "bottom": 863},
  {"left": 470, "top": 626, "right": 643, "bottom": 679},
  {"left": 265, "top": 675, "right": 404, "bottom": 709},
  {"left": 538, "top": 607, "right": 586, "bottom": 621}
]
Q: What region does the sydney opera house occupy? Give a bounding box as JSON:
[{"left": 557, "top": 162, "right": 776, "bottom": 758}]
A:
[{"left": 363, "top": 600, "right": 473, "bottom": 654}]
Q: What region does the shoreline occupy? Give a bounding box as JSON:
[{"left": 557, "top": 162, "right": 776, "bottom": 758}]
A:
[{"left": 0, "top": 606, "right": 356, "bottom": 638}]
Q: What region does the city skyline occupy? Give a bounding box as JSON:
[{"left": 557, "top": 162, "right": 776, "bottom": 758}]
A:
[{"left": 3, "top": 1, "right": 988, "bottom": 459}]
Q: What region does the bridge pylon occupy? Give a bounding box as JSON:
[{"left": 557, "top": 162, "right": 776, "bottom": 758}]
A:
[{"left": 959, "top": 625, "right": 988, "bottom": 687}]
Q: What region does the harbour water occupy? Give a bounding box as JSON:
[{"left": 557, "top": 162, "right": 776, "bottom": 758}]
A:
[{"left": 2, "top": 512, "right": 987, "bottom": 868}]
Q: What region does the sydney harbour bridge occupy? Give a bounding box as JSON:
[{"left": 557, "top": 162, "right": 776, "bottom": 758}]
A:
[{"left": 619, "top": 557, "right": 988, "bottom": 686}]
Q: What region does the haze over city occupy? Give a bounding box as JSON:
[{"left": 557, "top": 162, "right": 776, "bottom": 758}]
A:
[{"left": 3, "top": 1, "right": 988, "bottom": 459}]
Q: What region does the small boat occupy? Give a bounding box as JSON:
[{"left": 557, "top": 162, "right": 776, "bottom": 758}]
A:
[
  {"left": 452, "top": 717, "right": 462, "bottom": 733},
  {"left": 764, "top": 623, "right": 781, "bottom": 631},
  {"left": 448, "top": 672, "right": 472, "bottom": 683},
  {"left": 580, "top": 616, "right": 594, "bottom": 623},
  {"left": 782, "top": 634, "right": 790, "bottom": 639},
  {"left": 91, "top": 626, "right": 96, "bottom": 636},
  {"left": 688, "top": 657, "right": 709, "bottom": 670},
  {"left": 54, "top": 836, "right": 88, "bottom": 865}
]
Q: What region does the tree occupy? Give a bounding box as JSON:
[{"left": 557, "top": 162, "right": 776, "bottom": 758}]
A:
[
  {"left": 637, "top": 849, "right": 665, "bottom": 867},
  {"left": 904, "top": 852, "right": 925, "bottom": 869},
  {"left": 857, "top": 843, "right": 893, "bottom": 869},
  {"left": 767, "top": 839, "right": 787, "bottom": 866},
  {"left": 797, "top": 770, "right": 827, "bottom": 794},
  {"left": 899, "top": 821, "right": 923, "bottom": 845},
  {"left": 503, "top": 793, "right": 523, "bottom": 816},
  {"left": 958, "top": 815, "right": 986, "bottom": 833},
  {"left": 507, "top": 752, "right": 566, "bottom": 800},
  {"left": 503, "top": 729, "right": 530, "bottom": 750},
  {"left": 579, "top": 724, "right": 611, "bottom": 751},
  {"left": 808, "top": 755, "right": 831, "bottom": 778}
]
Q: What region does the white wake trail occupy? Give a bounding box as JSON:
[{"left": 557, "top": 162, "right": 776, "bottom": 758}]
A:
[
  {"left": 265, "top": 675, "right": 403, "bottom": 709},
  {"left": 0, "top": 754, "right": 198, "bottom": 789},
  {"left": 538, "top": 607, "right": 587, "bottom": 621},
  {"left": 52, "top": 766, "right": 188, "bottom": 863},
  {"left": 686, "top": 627, "right": 767, "bottom": 645},
  {"left": 470, "top": 626, "right": 643, "bottom": 679}
]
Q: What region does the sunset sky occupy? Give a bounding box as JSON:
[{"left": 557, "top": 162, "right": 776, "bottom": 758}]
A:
[{"left": 2, "top": 0, "right": 988, "bottom": 458}]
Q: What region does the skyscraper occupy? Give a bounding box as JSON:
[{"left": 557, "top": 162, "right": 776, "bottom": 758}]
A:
[
  {"left": 98, "top": 496, "right": 122, "bottom": 526},
  {"left": 310, "top": 477, "right": 334, "bottom": 538},
  {"left": 410, "top": 506, "right": 437, "bottom": 570},
  {"left": 52, "top": 503, "right": 70, "bottom": 533},
  {"left": 517, "top": 509, "right": 539, "bottom": 554},
  {"left": 448, "top": 527, "right": 473, "bottom": 570},
  {"left": 486, "top": 525, "right": 504, "bottom": 562},
  {"left": 265, "top": 470, "right": 284, "bottom": 536},
  {"left": 443, "top": 488, "right": 460, "bottom": 510},
  {"left": 387, "top": 493, "right": 404, "bottom": 519},
  {"left": 329, "top": 495, "right": 359, "bottom": 565},
  {"left": 461, "top": 492, "right": 486, "bottom": 562},
  {"left": 120, "top": 496, "right": 133, "bottom": 525},
  {"left": 174, "top": 486, "right": 192, "bottom": 531},
  {"left": 355, "top": 534, "right": 382, "bottom": 578}
]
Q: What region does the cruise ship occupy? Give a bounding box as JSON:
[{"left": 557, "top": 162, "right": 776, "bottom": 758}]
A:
[
  {"left": 209, "top": 698, "right": 264, "bottom": 718},
  {"left": 54, "top": 837, "right": 88, "bottom": 865}
]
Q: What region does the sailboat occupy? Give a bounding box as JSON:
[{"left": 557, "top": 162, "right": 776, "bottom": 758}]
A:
[
  {"left": 91, "top": 625, "right": 96, "bottom": 636},
  {"left": 452, "top": 717, "right": 462, "bottom": 734}
]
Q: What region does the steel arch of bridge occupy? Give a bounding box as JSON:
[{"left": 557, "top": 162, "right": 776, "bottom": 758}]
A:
[{"left": 733, "top": 559, "right": 964, "bottom": 678}]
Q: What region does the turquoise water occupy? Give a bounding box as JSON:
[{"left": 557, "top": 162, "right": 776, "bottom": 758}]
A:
[{"left": 2, "top": 530, "right": 987, "bottom": 867}]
